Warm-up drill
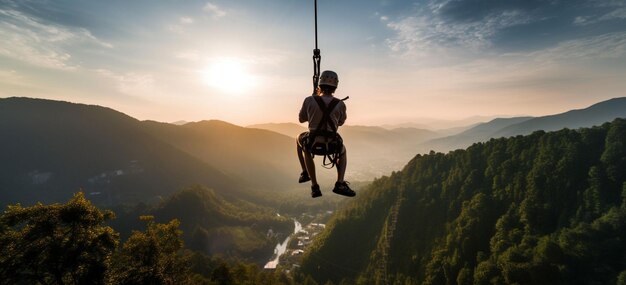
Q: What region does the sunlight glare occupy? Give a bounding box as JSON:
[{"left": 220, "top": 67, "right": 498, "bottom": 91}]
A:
[{"left": 201, "top": 58, "right": 256, "bottom": 94}]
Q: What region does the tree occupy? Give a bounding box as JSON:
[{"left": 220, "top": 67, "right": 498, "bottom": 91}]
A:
[
  {"left": 0, "top": 192, "right": 118, "bottom": 285},
  {"left": 109, "top": 216, "right": 191, "bottom": 285}
]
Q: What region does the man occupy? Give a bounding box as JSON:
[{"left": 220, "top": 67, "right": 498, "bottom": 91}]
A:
[{"left": 296, "top": 70, "right": 355, "bottom": 198}]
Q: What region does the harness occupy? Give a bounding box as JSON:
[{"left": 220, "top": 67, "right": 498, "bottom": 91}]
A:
[{"left": 306, "top": 96, "right": 344, "bottom": 169}]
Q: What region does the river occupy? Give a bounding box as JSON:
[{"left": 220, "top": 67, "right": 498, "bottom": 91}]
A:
[{"left": 264, "top": 219, "right": 302, "bottom": 269}]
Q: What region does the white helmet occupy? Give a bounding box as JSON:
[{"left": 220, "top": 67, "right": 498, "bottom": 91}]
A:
[{"left": 319, "top": 70, "right": 339, "bottom": 88}]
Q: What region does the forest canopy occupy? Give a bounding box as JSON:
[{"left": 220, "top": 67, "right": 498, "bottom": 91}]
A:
[{"left": 300, "top": 118, "right": 626, "bottom": 285}]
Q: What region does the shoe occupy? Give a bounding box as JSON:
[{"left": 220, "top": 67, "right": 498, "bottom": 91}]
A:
[
  {"left": 299, "top": 171, "right": 311, "bottom": 183},
  {"left": 311, "top": 184, "right": 322, "bottom": 198},
  {"left": 332, "top": 181, "right": 356, "bottom": 197}
]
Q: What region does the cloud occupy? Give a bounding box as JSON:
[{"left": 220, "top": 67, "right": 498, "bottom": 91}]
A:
[
  {"left": 385, "top": 9, "right": 532, "bottom": 56},
  {"left": 574, "top": 7, "right": 626, "bottom": 25},
  {"left": 179, "top": 16, "right": 194, "bottom": 24},
  {"left": 526, "top": 32, "right": 626, "bottom": 61},
  {"left": 203, "top": 2, "right": 226, "bottom": 19},
  {"left": 0, "top": 8, "right": 112, "bottom": 70},
  {"left": 598, "top": 7, "right": 626, "bottom": 21},
  {"left": 383, "top": 0, "right": 626, "bottom": 58}
]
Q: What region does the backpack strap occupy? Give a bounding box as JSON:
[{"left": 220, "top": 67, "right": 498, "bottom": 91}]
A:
[{"left": 312, "top": 96, "right": 341, "bottom": 134}]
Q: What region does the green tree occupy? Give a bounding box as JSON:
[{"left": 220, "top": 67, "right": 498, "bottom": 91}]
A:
[
  {"left": 109, "top": 216, "right": 191, "bottom": 285},
  {"left": 617, "top": 270, "right": 626, "bottom": 285},
  {"left": 0, "top": 192, "right": 118, "bottom": 285}
]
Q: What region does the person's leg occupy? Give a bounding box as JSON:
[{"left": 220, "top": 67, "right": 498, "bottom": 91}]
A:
[
  {"left": 333, "top": 146, "right": 355, "bottom": 197},
  {"left": 296, "top": 135, "right": 306, "bottom": 173},
  {"left": 297, "top": 133, "right": 311, "bottom": 183},
  {"left": 336, "top": 146, "right": 347, "bottom": 183},
  {"left": 304, "top": 151, "right": 317, "bottom": 186}
]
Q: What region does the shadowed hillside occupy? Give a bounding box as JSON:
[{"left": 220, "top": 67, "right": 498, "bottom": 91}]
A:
[
  {"left": 0, "top": 97, "right": 245, "bottom": 206},
  {"left": 141, "top": 120, "right": 300, "bottom": 191}
]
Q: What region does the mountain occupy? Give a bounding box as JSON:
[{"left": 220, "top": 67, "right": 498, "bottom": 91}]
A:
[
  {"left": 495, "top": 97, "right": 626, "bottom": 137},
  {"left": 247, "top": 123, "right": 307, "bottom": 138},
  {"left": 0, "top": 97, "right": 245, "bottom": 206},
  {"left": 421, "top": 97, "right": 626, "bottom": 152},
  {"left": 380, "top": 115, "right": 504, "bottom": 130},
  {"left": 171, "top": 120, "right": 189, "bottom": 125},
  {"left": 141, "top": 120, "right": 300, "bottom": 191},
  {"left": 300, "top": 118, "right": 626, "bottom": 285},
  {"left": 1, "top": 97, "right": 401, "bottom": 207},
  {"left": 422, "top": 117, "right": 533, "bottom": 151}
]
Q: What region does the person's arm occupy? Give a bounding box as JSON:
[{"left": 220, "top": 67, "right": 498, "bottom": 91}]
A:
[
  {"left": 299, "top": 97, "right": 309, "bottom": 123},
  {"left": 337, "top": 102, "right": 347, "bottom": 126}
]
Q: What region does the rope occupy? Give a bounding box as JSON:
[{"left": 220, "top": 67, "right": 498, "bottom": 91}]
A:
[{"left": 312, "top": 0, "right": 321, "bottom": 95}]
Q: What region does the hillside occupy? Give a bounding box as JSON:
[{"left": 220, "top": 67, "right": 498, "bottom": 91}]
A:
[
  {"left": 110, "top": 185, "right": 294, "bottom": 264},
  {"left": 421, "top": 97, "right": 626, "bottom": 152},
  {"left": 299, "top": 118, "right": 626, "bottom": 285},
  {"left": 141, "top": 120, "right": 299, "bottom": 191},
  {"left": 0, "top": 97, "right": 245, "bottom": 206},
  {"left": 248, "top": 123, "right": 307, "bottom": 138}
]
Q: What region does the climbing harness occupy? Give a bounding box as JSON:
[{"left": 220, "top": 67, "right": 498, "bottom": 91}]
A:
[
  {"left": 305, "top": 96, "right": 344, "bottom": 169},
  {"left": 312, "top": 0, "right": 321, "bottom": 95}
]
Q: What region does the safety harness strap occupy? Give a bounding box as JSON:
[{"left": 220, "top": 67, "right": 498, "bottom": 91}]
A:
[
  {"left": 310, "top": 96, "right": 342, "bottom": 168},
  {"left": 312, "top": 96, "right": 340, "bottom": 134}
]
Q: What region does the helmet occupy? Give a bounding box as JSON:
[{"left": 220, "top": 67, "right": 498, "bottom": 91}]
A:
[{"left": 319, "top": 70, "right": 339, "bottom": 88}]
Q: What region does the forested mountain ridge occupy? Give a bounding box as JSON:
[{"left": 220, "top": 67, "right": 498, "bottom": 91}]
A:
[{"left": 300, "top": 118, "right": 626, "bottom": 285}]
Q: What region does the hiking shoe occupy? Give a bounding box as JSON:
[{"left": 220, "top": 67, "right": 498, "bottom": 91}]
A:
[
  {"left": 299, "top": 171, "right": 311, "bottom": 183},
  {"left": 311, "top": 184, "right": 322, "bottom": 198},
  {"left": 332, "top": 181, "right": 356, "bottom": 197}
]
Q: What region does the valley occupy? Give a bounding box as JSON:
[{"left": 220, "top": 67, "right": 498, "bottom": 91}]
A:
[{"left": 2, "top": 96, "right": 626, "bottom": 284}]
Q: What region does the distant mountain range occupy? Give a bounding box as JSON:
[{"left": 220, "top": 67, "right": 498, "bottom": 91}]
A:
[
  {"left": 380, "top": 115, "right": 506, "bottom": 130},
  {"left": 420, "top": 97, "right": 626, "bottom": 152},
  {"left": 0, "top": 97, "right": 246, "bottom": 206},
  {"left": 3, "top": 96, "right": 625, "bottom": 206}
]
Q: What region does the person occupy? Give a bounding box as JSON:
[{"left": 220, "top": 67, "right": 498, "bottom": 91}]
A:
[{"left": 296, "top": 70, "right": 355, "bottom": 198}]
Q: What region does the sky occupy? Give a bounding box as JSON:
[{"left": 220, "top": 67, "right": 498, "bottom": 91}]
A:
[{"left": 0, "top": 0, "right": 625, "bottom": 126}]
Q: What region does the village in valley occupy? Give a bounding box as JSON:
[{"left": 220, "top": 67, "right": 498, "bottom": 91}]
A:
[{"left": 265, "top": 210, "right": 334, "bottom": 272}]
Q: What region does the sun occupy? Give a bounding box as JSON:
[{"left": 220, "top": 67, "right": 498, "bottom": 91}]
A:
[{"left": 201, "top": 58, "right": 256, "bottom": 94}]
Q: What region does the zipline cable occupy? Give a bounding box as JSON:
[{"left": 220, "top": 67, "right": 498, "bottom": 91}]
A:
[{"left": 312, "top": 0, "right": 321, "bottom": 95}]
